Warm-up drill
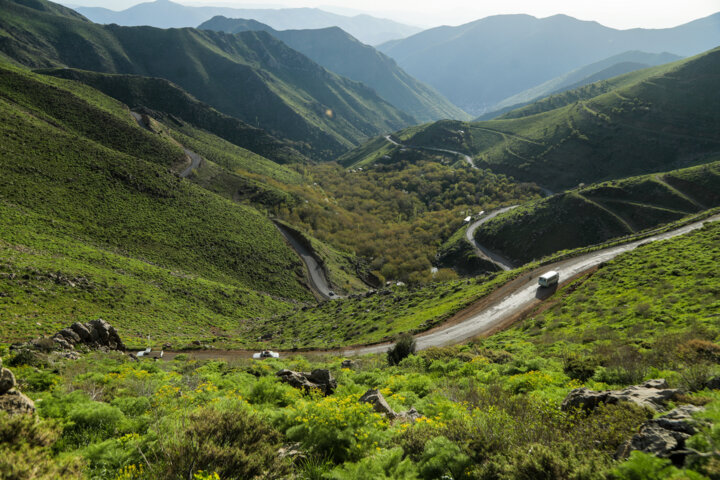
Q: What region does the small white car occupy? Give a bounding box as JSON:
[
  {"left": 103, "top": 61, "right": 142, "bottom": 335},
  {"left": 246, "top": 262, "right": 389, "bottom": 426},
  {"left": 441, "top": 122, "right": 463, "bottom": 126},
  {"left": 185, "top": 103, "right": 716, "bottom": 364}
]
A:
[{"left": 253, "top": 350, "right": 280, "bottom": 359}]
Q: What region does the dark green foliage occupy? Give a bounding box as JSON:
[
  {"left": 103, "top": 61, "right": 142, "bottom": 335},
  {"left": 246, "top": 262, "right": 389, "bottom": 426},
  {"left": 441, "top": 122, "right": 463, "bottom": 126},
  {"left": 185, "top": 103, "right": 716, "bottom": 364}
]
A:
[
  {"left": 387, "top": 333, "right": 417, "bottom": 366},
  {"left": 563, "top": 355, "right": 598, "bottom": 382},
  {"left": 152, "top": 407, "right": 290, "bottom": 480},
  {"left": 0, "top": 411, "right": 83, "bottom": 480}
]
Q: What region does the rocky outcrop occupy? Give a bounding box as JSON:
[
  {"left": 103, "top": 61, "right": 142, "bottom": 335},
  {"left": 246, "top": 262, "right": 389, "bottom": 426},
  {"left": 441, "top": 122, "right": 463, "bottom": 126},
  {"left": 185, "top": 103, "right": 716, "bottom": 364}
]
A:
[
  {"left": 359, "top": 389, "right": 422, "bottom": 422},
  {"left": 341, "top": 359, "right": 356, "bottom": 369},
  {"left": 0, "top": 359, "right": 35, "bottom": 416},
  {"left": 276, "top": 369, "right": 337, "bottom": 396},
  {"left": 51, "top": 319, "right": 126, "bottom": 351},
  {"left": 562, "top": 379, "right": 680, "bottom": 412},
  {"left": 616, "top": 405, "right": 705, "bottom": 463},
  {"left": 360, "top": 389, "right": 397, "bottom": 418}
]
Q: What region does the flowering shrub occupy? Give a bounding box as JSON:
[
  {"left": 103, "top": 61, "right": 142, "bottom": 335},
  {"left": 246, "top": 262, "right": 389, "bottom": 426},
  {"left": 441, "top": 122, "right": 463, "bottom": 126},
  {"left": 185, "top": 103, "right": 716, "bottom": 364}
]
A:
[{"left": 280, "top": 394, "right": 390, "bottom": 462}]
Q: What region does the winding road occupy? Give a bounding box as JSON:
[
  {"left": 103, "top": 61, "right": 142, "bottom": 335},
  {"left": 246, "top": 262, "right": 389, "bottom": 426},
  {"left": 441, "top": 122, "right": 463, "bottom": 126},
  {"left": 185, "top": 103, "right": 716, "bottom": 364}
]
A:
[
  {"left": 384, "top": 135, "right": 476, "bottom": 169},
  {"left": 342, "top": 213, "right": 720, "bottom": 356},
  {"left": 465, "top": 207, "right": 518, "bottom": 271},
  {"left": 273, "top": 222, "right": 335, "bottom": 300}
]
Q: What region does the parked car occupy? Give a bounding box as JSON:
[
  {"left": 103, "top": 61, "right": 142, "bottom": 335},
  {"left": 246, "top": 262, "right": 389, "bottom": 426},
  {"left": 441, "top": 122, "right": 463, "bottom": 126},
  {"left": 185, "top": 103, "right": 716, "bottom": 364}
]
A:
[{"left": 253, "top": 350, "right": 279, "bottom": 359}]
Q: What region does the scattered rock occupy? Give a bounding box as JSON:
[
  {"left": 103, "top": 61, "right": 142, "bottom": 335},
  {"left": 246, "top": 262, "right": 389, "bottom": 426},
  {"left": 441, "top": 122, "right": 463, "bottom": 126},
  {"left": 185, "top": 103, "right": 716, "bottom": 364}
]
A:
[
  {"left": 360, "top": 389, "right": 397, "bottom": 418},
  {"left": 276, "top": 369, "right": 337, "bottom": 396},
  {"left": 163, "top": 343, "right": 172, "bottom": 350},
  {"left": 398, "top": 407, "right": 422, "bottom": 423},
  {"left": 0, "top": 389, "right": 36, "bottom": 416},
  {"left": 562, "top": 379, "right": 681, "bottom": 412},
  {"left": 341, "top": 359, "right": 355, "bottom": 369},
  {"left": 616, "top": 405, "right": 705, "bottom": 464},
  {"left": 0, "top": 368, "right": 16, "bottom": 395}
]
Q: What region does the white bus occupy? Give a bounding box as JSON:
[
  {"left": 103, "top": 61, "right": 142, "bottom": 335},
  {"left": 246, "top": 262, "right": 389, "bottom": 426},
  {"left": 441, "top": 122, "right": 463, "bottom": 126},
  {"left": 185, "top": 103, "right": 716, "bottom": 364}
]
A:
[{"left": 538, "top": 270, "right": 559, "bottom": 287}]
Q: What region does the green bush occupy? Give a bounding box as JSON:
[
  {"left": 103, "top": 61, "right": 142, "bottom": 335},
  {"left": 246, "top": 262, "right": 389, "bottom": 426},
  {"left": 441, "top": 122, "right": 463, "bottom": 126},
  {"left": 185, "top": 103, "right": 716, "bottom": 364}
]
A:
[
  {"left": 328, "top": 448, "right": 418, "bottom": 480},
  {"left": 0, "top": 411, "right": 83, "bottom": 480},
  {"left": 611, "top": 451, "right": 708, "bottom": 480},
  {"left": 418, "top": 436, "right": 470, "bottom": 480},
  {"left": 62, "top": 402, "right": 126, "bottom": 448},
  {"left": 388, "top": 334, "right": 416, "bottom": 366},
  {"left": 151, "top": 406, "right": 290, "bottom": 480},
  {"left": 563, "top": 355, "right": 598, "bottom": 382}
]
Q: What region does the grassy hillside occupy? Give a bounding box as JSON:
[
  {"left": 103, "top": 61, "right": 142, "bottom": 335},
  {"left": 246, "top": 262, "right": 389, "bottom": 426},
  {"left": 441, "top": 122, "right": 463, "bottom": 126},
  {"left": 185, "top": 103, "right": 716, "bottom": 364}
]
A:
[
  {"left": 474, "top": 160, "right": 720, "bottom": 264},
  {"left": 3, "top": 222, "right": 719, "bottom": 479},
  {"left": 199, "top": 17, "right": 471, "bottom": 122},
  {"left": 39, "top": 68, "right": 309, "bottom": 165},
  {"left": 344, "top": 47, "right": 720, "bottom": 190},
  {"left": 0, "top": 0, "right": 414, "bottom": 159},
  {"left": 0, "top": 61, "right": 317, "bottom": 344}
]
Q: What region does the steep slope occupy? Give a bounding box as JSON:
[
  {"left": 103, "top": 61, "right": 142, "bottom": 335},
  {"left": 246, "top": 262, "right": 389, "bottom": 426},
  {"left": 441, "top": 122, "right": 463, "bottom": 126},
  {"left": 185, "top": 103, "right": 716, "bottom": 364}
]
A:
[
  {"left": 0, "top": 0, "right": 414, "bottom": 159},
  {"left": 38, "top": 68, "right": 308, "bottom": 165},
  {"left": 199, "top": 16, "right": 470, "bottom": 122},
  {"left": 0, "top": 61, "right": 318, "bottom": 347},
  {"left": 480, "top": 51, "right": 682, "bottom": 120},
  {"left": 343, "top": 48, "right": 720, "bottom": 191},
  {"left": 474, "top": 160, "right": 720, "bottom": 264},
  {"left": 378, "top": 12, "right": 720, "bottom": 115},
  {"left": 74, "top": 0, "right": 421, "bottom": 45}
]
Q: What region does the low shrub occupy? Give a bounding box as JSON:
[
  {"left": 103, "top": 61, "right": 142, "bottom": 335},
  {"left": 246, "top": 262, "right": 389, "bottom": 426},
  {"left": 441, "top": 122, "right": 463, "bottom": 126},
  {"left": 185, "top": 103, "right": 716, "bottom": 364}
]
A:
[{"left": 388, "top": 334, "right": 416, "bottom": 366}]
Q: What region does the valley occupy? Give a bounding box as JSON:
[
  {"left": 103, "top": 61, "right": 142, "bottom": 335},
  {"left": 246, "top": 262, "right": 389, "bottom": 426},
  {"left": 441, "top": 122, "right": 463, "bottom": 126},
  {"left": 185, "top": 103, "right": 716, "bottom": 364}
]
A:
[{"left": 0, "top": 0, "right": 719, "bottom": 478}]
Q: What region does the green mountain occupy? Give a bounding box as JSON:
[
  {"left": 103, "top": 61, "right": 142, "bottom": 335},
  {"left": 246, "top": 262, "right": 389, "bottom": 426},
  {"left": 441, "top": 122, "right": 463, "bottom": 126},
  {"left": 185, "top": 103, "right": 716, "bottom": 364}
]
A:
[
  {"left": 0, "top": 0, "right": 414, "bottom": 160},
  {"left": 75, "top": 0, "right": 421, "bottom": 45},
  {"left": 199, "top": 16, "right": 470, "bottom": 122},
  {"left": 474, "top": 159, "right": 720, "bottom": 265},
  {"left": 378, "top": 12, "right": 720, "bottom": 115},
  {"left": 38, "top": 68, "right": 308, "bottom": 165},
  {"left": 478, "top": 51, "right": 682, "bottom": 120},
  {"left": 342, "top": 48, "right": 720, "bottom": 191}
]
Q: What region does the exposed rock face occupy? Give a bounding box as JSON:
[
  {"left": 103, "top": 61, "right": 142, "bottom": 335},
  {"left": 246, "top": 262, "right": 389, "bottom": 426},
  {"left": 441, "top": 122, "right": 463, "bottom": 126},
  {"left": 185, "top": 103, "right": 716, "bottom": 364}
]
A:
[
  {"left": 360, "top": 389, "right": 397, "bottom": 418},
  {"left": 341, "top": 359, "right": 355, "bottom": 369},
  {"left": 562, "top": 379, "right": 680, "bottom": 412},
  {"left": 51, "top": 319, "right": 125, "bottom": 351},
  {"left": 276, "top": 369, "right": 337, "bottom": 396},
  {"left": 616, "top": 405, "right": 704, "bottom": 463}
]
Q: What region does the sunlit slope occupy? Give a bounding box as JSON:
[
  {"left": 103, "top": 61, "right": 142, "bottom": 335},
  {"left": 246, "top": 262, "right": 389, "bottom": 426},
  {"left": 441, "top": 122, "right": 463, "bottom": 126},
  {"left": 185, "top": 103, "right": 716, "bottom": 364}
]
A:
[
  {"left": 342, "top": 48, "right": 720, "bottom": 190},
  {"left": 0, "top": 62, "right": 310, "bottom": 301}
]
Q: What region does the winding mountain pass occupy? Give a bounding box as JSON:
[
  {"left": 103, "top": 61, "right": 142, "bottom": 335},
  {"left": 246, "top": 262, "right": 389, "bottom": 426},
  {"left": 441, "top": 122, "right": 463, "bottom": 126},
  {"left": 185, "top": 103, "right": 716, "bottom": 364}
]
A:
[
  {"left": 385, "top": 135, "right": 476, "bottom": 168},
  {"left": 465, "top": 207, "right": 518, "bottom": 271}
]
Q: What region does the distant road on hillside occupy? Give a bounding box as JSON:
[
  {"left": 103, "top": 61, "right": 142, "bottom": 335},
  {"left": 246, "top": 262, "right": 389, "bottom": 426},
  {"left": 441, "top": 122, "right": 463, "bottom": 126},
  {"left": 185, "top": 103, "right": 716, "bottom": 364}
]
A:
[
  {"left": 384, "top": 135, "right": 476, "bottom": 168},
  {"left": 465, "top": 207, "right": 518, "bottom": 271}
]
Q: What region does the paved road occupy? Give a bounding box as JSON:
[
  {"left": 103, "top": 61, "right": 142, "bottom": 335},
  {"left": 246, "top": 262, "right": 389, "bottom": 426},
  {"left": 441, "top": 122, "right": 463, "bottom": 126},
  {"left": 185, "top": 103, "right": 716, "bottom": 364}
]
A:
[
  {"left": 465, "top": 206, "right": 518, "bottom": 271},
  {"left": 342, "top": 214, "right": 720, "bottom": 356},
  {"left": 385, "top": 135, "right": 476, "bottom": 169},
  {"left": 180, "top": 149, "right": 202, "bottom": 178},
  {"left": 274, "top": 222, "right": 335, "bottom": 300}
]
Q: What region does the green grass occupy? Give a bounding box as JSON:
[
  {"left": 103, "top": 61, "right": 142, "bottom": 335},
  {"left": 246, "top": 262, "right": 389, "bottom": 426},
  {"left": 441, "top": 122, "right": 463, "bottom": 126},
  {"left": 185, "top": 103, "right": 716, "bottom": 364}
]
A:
[{"left": 474, "top": 160, "right": 720, "bottom": 264}]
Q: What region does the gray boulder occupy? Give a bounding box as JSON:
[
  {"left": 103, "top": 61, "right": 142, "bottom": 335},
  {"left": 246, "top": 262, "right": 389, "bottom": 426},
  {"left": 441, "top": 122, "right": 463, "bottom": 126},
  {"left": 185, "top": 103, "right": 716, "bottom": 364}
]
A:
[
  {"left": 0, "top": 389, "right": 36, "bottom": 416},
  {"left": 276, "top": 369, "right": 336, "bottom": 396},
  {"left": 0, "top": 368, "right": 16, "bottom": 395},
  {"left": 562, "top": 379, "right": 680, "bottom": 412},
  {"left": 51, "top": 319, "right": 126, "bottom": 351},
  {"left": 341, "top": 359, "right": 356, "bottom": 369},
  {"left": 360, "top": 389, "right": 397, "bottom": 418},
  {"left": 616, "top": 405, "right": 705, "bottom": 462}
]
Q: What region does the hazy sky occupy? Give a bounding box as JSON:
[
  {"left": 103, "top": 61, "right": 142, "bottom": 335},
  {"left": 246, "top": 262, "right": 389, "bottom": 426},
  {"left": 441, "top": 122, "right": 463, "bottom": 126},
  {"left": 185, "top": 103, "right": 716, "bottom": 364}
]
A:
[{"left": 62, "top": 0, "right": 720, "bottom": 30}]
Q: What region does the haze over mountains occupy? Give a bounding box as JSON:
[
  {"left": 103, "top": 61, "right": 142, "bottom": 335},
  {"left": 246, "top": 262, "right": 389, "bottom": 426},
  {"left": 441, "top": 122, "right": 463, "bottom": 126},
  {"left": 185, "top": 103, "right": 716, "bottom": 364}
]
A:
[
  {"left": 74, "top": 0, "right": 421, "bottom": 45},
  {"left": 199, "top": 16, "right": 470, "bottom": 122},
  {"left": 378, "top": 12, "right": 720, "bottom": 115}
]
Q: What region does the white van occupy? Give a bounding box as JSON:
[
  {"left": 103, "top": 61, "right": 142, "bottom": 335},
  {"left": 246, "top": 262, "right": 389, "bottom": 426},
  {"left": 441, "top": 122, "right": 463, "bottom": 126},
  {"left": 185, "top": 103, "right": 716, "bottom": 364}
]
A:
[{"left": 538, "top": 271, "right": 559, "bottom": 287}]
